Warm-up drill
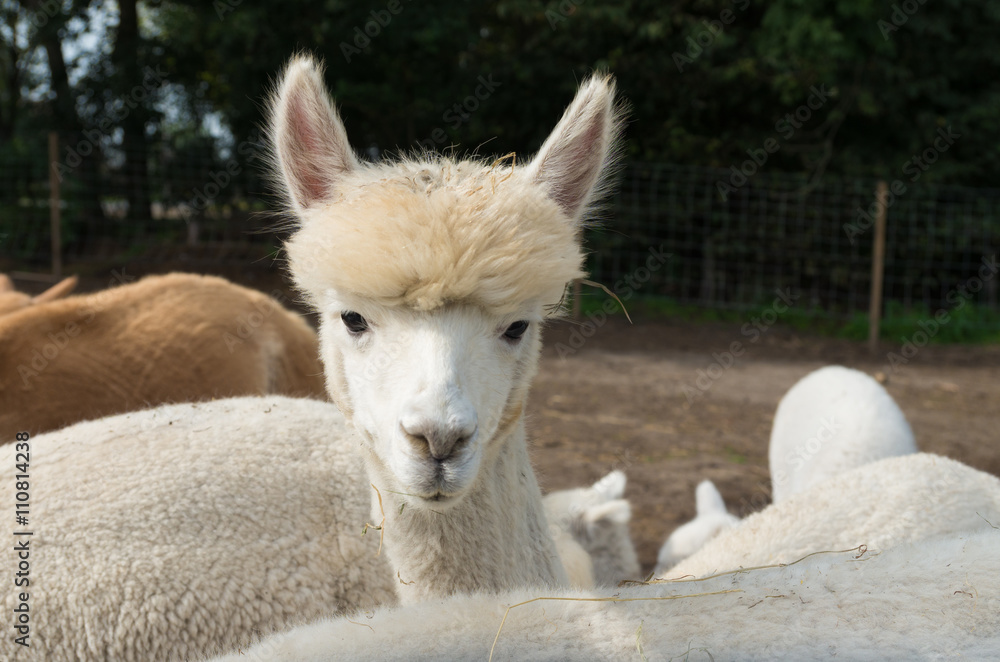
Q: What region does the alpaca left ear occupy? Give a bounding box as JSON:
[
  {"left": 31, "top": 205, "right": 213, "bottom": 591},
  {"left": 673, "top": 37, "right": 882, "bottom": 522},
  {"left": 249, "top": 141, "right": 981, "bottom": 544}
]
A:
[
  {"left": 32, "top": 275, "right": 78, "bottom": 304},
  {"left": 695, "top": 480, "right": 728, "bottom": 517},
  {"left": 269, "top": 54, "right": 358, "bottom": 214},
  {"left": 526, "top": 74, "right": 624, "bottom": 223}
]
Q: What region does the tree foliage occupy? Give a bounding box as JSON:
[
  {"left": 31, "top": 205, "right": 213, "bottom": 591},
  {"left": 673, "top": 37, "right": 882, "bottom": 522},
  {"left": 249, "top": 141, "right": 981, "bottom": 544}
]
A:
[{"left": 3, "top": 0, "right": 1000, "bottom": 186}]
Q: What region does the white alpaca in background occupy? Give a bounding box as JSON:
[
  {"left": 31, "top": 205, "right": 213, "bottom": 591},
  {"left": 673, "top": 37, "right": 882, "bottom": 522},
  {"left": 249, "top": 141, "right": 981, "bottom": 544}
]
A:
[
  {"left": 655, "top": 479, "right": 738, "bottom": 574},
  {"left": 211, "top": 453, "right": 1000, "bottom": 661},
  {"left": 544, "top": 470, "right": 641, "bottom": 586},
  {"left": 769, "top": 365, "right": 916, "bottom": 502},
  {"left": 266, "top": 54, "right": 624, "bottom": 603},
  {"left": 656, "top": 365, "right": 918, "bottom": 572}
]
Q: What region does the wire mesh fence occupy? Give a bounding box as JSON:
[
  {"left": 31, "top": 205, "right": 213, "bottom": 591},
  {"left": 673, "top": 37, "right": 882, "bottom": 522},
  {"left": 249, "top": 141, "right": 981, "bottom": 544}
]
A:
[
  {"left": 1, "top": 132, "right": 998, "bottom": 331},
  {"left": 592, "top": 163, "right": 1000, "bottom": 323}
]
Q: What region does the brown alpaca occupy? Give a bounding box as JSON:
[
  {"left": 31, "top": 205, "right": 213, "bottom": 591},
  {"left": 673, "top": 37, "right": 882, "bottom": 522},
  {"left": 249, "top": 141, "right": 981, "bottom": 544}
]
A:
[{"left": 0, "top": 272, "right": 326, "bottom": 439}]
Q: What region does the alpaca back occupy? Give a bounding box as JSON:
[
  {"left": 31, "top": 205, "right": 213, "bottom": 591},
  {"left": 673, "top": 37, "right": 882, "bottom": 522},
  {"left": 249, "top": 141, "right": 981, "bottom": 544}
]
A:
[
  {"left": 769, "top": 365, "right": 916, "bottom": 502},
  {"left": 1, "top": 396, "right": 394, "bottom": 661},
  {"left": 670, "top": 453, "right": 1000, "bottom": 578},
  {"left": 0, "top": 273, "right": 326, "bottom": 439}
]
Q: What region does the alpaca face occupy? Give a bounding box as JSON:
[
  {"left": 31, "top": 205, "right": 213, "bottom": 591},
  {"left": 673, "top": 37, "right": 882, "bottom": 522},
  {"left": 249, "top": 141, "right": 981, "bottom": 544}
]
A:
[
  {"left": 317, "top": 299, "right": 543, "bottom": 503},
  {"left": 269, "top": 54, "right": 621, "bottom": 510}
]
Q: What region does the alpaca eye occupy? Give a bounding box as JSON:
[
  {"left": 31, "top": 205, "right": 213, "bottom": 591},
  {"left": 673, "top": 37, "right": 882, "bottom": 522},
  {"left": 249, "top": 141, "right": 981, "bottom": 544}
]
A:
[
  {"left": 341, "top": 311, "right": 369, "bottom": 334},
  {"left": 503, "top": 320, "right": 529, "bottom": 340}
]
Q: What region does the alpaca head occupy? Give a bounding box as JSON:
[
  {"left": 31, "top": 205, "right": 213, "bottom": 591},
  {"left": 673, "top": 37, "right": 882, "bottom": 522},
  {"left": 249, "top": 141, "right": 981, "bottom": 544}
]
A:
[
  {"left": 269, "top": 54, "right": 622, "bottom": 508},
  {"left": 0, "top": 274, "right": 78, "bottom": 316},
  {"left": 655, "top": 480, "right": 740, "bottom": 574}
]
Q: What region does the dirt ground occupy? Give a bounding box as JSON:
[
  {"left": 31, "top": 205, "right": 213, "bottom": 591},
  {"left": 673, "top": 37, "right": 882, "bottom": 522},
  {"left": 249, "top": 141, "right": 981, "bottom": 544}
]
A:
[
  {"left": 13, "top": 264, "right": 1000, "bottom": 575},
  {"left": 531, "top": 315, "right": 1000, "bottom": 575}
]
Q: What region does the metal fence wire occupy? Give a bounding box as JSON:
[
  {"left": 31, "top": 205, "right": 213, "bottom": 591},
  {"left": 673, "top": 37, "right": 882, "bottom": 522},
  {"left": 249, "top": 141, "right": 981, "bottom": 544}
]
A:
[{"left": 1, "top": 134, "right": 998, "bottom": 326}]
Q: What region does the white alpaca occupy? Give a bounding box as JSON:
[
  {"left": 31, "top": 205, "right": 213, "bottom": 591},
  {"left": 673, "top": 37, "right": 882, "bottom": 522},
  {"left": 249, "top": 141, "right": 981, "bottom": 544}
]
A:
[
  {"left": 1, "top": 397, "right": 396, "bottom": 661},
  {"left": 209, "top": 529, "right": 1000, "bottom": 661},
  {"left": 769, "top": 365, "right": 917, "bottom": 503},
  {"left": 210, "top": 454, "right": 1000, "bottom": 661},
  {"left": 0, "top": 57, "right": 624, "bottom": 661},
  {"left": 268, "top": 54, "right": 623, "bottom": 603},
  {"left": 655, "top": 480, "right": 738, "bottom": 574},
  {"left": 543, "top": 471, "right": 641, "bottom": 586},
  {"left": 655, "top": 365, "right": 918, "bottom": 572},
  {"left": 668, "top": 453, "right": 999, "bottom": 578}
]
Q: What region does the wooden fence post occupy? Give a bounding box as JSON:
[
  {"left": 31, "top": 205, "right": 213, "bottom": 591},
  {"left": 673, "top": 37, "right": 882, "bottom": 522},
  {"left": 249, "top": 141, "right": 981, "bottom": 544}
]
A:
[
  {"left": 571, "top": 279, "right": 582, "bottom": 320},
  {"left": 48, "top": 132, "right": 62, "bottom": 279},
  {"left": 868, "top": 180, "right": 888, "bottom": 354}
]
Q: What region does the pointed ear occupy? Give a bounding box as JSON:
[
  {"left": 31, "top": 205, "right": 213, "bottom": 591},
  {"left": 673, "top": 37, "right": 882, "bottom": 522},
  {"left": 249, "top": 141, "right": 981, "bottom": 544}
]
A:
[
  {"left": 584, "top": 499, "right": 631, "bottom": 527},
  {"left": 0, "top": 275, "right": 12, "bottom": 292},
  {"left": 590, "top": 469, "right": 626, "bottom": 501},
  {"left": 32, "top": 275, "right": 78, "bottom": 304},
  {"left": 525, "top": 74, "right": 624, "bottom": 222},
  {"left": 695, "top": 480, "right": 728, "bottom": 517},
  {"left": 269, "top": 54, "right": 358, "bottom": 213}
]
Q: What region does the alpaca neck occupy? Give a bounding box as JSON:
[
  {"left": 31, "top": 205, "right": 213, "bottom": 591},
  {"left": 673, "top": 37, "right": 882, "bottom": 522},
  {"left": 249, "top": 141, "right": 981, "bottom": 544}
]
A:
[{"left": 372, "top": 419, "right": 567, "bottom": 603}]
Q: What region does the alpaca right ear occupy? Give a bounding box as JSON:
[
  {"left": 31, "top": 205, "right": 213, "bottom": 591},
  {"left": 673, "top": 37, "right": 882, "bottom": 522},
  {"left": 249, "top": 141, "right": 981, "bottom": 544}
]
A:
[
  {"left": 526, "top": 74, "right": 623, "bottom": 223},
  {"left": 32, "top": 275, "right": 78, "bottom": 304},
  {"left": 270, "top": 55, "right": 358, "bottom": 213},
  {"left": 0, "top": 274, "right": 12, "bottom": 292},
  {"left": 694, "top": 480, "right": 727, "bottom": 517},
  {"left": 590, "top": 470, "right": 626, "bottom": 502}
]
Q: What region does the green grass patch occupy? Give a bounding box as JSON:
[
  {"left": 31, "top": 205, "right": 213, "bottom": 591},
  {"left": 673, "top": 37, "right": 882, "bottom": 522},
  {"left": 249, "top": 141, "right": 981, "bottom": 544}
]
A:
[{"left": 572, "top": 293, "right": 1000, "bottom": 345}]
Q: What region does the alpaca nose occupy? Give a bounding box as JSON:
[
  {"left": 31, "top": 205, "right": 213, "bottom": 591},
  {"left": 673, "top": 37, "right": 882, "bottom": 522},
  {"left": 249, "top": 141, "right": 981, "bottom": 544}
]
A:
[{"left": 400, "top": 415, "right": 478, "bottom": 461}]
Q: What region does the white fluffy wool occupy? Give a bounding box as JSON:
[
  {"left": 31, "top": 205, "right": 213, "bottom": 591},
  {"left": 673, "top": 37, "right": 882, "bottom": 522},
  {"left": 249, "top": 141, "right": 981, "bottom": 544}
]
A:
[
  {"left": 654, "top": 480, "right": 739, "bottom": 574},
  {"left": 769, "top": 365, "right": 917, "bottom": 503},
  {"left": 208, "top": 528, "right": 1000, "bottom": 661},
  {"left": 1, "top": 397, "right": 394, "bottom": 662},
  {"left": 669, "top": 453, "right": 1000, "bottom": 579},
  {"left": 543, "top": 471, "right": 641, "bottom": 586}
]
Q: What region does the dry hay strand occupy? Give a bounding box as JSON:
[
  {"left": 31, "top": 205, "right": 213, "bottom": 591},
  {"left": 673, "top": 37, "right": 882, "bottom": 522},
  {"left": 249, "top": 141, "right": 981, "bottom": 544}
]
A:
[
  {"left": 488, "top": 588, "right": 741, "bottom": 662},
  {"left": 631, "top": 545, "right": 871, "bottom": 586},
  {"left": 578, "top": 278, "right": 632, "bottom": 323},
  {"left": 362, "top": 483, "right": 386, "bottom": 555},
  {"left": 488, "top": 546, "right": 874, "bottom": 661}
]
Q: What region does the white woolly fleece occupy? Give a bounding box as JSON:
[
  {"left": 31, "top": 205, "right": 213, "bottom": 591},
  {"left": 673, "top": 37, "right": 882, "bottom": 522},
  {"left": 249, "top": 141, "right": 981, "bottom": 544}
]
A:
[
  {"left": 208, "top": 528, "right": 1000, "bottom": 661},
  {"left": 670, "top": 452, "right": 1000, "bottom": 579},
  {"left": 769, "top": 365, "right": 917, "bottom": 503},
  {"left": 1, "top": 397, "right": 394, "bottom": 662}
]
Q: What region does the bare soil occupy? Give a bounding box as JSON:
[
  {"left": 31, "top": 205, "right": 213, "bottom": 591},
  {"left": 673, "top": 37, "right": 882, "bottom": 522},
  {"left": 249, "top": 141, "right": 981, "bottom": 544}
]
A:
[{"left": 531, "top": 315, "right": 1000, "bottom": 575}]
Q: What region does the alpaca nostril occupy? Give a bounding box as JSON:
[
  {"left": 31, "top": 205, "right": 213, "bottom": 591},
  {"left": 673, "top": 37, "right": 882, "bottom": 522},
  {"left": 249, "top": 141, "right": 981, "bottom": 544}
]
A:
[{"left": 400, "top": 419, "right": 477, "bottom": 461}]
